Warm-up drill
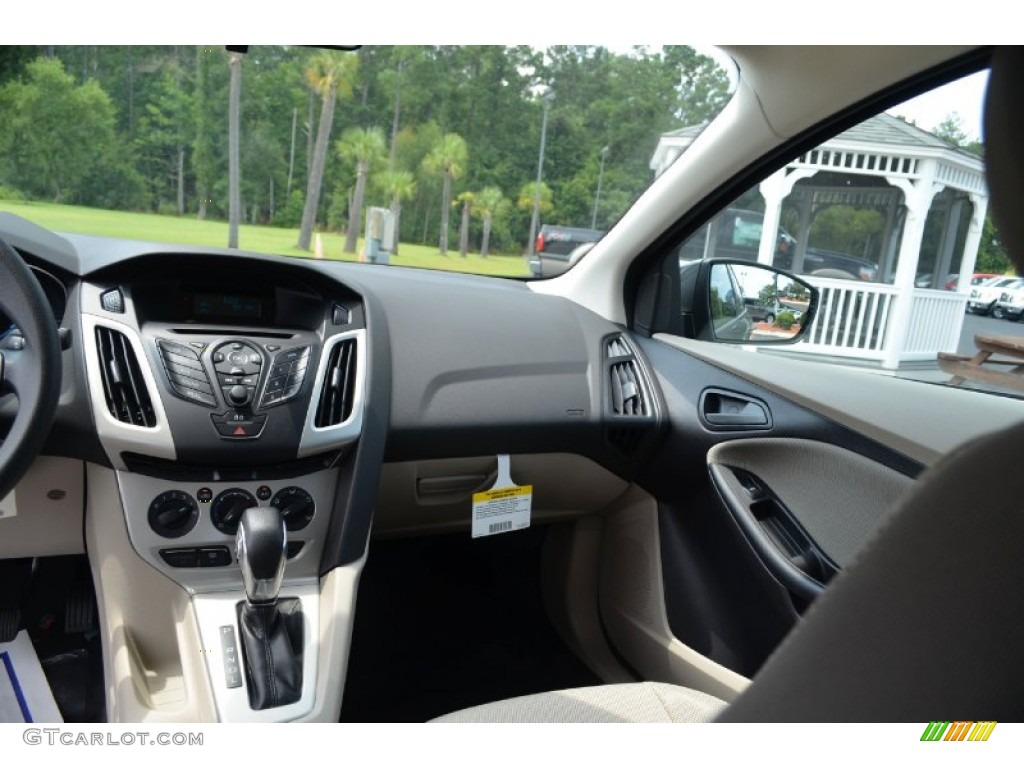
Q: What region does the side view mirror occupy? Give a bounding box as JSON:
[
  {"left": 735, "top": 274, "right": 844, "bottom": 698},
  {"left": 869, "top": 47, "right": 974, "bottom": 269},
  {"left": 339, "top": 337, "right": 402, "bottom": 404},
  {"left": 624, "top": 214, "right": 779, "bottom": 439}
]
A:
[{"left": 682, "top": 259, "right": 819, "bottom": 344}]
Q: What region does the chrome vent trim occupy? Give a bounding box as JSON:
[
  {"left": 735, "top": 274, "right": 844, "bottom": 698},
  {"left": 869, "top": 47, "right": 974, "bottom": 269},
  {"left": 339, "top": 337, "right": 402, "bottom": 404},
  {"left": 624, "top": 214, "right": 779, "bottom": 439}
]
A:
[
  {"left": 314, "top": 337, "right": 357, "bottom": 428},
  {"left": 298, "top": 328, "right": 366, "bottom": 458},
  {"left": 96, "top": 326, "right": 158, "bottom": 427},
  {"left": 81, "top": 310, "right": 175, "bottom": 467}
]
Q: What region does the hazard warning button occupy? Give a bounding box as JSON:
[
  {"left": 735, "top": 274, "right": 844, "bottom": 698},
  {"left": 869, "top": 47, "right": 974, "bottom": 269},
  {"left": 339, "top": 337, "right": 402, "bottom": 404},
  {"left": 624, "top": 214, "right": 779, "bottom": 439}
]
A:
[{"left": 211, "top": 412, "right": 268, "bottom": 439}]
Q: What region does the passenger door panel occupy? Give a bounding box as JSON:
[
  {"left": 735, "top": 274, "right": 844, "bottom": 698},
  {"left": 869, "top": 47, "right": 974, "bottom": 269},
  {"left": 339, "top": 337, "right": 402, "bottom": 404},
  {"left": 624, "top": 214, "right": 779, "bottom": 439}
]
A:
[
  {"left": 626, "top": 333, "right": 923, "bottom": 678},
  {"left": 707, "top": 439, "right": 912, "bottom": 604}
]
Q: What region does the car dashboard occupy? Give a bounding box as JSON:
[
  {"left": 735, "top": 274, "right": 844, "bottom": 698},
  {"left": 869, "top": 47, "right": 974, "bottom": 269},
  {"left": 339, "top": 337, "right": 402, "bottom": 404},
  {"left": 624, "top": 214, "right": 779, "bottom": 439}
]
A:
[{"left": 0, "top": 214, "right": 664, "bottom": 721}]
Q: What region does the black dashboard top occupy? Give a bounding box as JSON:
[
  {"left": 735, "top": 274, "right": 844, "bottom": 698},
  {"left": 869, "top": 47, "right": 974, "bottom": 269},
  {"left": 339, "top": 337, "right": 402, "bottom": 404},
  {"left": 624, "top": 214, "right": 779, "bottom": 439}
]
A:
[{"left": 0, "top": 213, "right": 663, "bottom": 483}]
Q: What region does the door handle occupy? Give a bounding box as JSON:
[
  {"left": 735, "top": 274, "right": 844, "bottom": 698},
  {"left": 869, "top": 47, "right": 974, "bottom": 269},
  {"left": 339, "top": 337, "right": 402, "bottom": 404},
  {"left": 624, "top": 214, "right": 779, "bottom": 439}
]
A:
[{"left": 700, "top": 388, "right": 771, "bottom": 429}]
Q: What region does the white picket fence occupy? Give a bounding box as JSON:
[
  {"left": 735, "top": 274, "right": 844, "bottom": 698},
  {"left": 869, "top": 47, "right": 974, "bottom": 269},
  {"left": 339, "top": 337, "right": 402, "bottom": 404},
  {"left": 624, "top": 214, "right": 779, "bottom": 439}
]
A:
[{"left": 798, "top": 277, "right": 967, "bottom": 365}]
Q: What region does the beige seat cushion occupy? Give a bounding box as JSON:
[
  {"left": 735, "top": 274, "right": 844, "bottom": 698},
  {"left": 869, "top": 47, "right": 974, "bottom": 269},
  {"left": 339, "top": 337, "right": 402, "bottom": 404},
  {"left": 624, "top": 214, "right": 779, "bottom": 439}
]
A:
[{"left": 431, "top": 682, "right": 726, "bottom": 723}]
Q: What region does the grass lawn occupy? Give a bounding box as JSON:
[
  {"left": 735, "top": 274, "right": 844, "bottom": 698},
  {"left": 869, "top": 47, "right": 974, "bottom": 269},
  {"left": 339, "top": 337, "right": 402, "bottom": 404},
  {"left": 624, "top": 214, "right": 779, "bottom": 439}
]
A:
[{"left": 0, "top": 199, "right": 532, "bottom": 278}]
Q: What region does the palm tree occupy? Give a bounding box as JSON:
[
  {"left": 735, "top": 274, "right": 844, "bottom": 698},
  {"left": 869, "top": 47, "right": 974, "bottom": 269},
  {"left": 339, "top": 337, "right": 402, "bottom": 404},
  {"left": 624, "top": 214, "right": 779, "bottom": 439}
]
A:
[
  {"left": 422, "top": 133, "right": 467, "bottom": 255},
  {"left": 517, "top": 180, "right": 554, "bottom": 253},
  {"left": 297, "top": 52, "right": 357, "bottom": 251},
  {"left": 455, "top": 191, "right": 474, "bottom": 258},
  {"left": 379, "top": 169, "right": 416, "bottom": 256},
  {"left": 337, "top": 127, "right": 386, "bottom": 254},
  {"left": 227, "top": 51, "right": 243, "bottom": 248},
  {"left": 473, "top": 187, "right": 506, "bottom": 259}
]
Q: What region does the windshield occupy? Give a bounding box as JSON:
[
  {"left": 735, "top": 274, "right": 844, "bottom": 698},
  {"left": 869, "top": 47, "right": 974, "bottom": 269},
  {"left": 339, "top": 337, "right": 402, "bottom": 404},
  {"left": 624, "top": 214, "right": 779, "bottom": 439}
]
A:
[{"left": 0, "top": 45, "right": 735, "bottom": 278}]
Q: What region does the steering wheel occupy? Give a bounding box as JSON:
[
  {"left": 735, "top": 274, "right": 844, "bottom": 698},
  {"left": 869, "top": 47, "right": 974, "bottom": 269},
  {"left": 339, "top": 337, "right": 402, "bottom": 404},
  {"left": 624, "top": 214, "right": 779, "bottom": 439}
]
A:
[{"left": 0, "top": 237, "right": 61, "bottom": 500}]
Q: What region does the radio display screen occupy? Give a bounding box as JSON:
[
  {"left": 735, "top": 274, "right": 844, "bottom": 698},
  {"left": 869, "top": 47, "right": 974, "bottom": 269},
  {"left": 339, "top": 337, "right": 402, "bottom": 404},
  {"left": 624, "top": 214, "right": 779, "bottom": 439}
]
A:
[{"left": 185, "top": 291, "right": 268, "bottom": 323}]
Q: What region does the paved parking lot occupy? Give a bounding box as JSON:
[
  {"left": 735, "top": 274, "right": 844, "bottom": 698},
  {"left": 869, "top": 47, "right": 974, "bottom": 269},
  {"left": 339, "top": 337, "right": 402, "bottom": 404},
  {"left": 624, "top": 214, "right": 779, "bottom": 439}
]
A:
[{"left": 958, "top": 311, "right": 1024, "bottom": 356}]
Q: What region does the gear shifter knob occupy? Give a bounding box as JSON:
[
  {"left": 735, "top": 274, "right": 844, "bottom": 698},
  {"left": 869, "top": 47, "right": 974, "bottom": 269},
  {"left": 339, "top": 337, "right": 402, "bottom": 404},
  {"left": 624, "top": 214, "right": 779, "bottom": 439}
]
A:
[{"left": 236, "top": 506, "right": 287, "bottom": 604}]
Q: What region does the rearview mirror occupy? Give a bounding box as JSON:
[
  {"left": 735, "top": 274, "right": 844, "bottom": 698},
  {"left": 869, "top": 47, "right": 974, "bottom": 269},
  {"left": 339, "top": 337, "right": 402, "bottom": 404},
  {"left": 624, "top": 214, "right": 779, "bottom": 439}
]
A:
[{"left": 683, "top": 259, "right": 819, "bottom": 344}]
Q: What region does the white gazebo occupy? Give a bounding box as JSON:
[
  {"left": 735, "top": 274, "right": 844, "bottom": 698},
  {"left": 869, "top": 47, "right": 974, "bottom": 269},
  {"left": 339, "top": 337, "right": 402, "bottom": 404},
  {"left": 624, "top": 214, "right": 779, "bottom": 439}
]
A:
[{"left": 651, "top": 114, "right": 988, "bottom": 370}]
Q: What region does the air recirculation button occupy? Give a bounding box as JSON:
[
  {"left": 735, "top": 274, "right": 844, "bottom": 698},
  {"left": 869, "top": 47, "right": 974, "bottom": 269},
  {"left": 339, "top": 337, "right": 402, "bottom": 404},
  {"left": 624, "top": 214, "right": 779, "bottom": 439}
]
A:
[{"left": 148, "top": 490, "right": 200, "bottom": 538}]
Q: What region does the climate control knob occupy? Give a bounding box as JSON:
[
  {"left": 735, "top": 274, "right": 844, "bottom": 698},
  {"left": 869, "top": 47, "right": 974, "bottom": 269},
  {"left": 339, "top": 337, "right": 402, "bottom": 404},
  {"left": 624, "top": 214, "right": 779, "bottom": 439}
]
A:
[
  {"left": 270, "top": 487, "right": 315, "bottom": 531},
  {"left": 210, "top": 488, "right": 258, "bottom": 535},
  {"left": 148, "top": 491, "right": 199, "bottom": 538}
]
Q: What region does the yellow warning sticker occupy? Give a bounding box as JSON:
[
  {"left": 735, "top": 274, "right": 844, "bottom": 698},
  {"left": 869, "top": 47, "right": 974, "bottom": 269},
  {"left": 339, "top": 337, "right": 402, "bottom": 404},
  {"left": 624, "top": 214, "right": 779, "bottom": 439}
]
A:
[{"left": 471, "top": 484, "right": 532, "bottom": 538}]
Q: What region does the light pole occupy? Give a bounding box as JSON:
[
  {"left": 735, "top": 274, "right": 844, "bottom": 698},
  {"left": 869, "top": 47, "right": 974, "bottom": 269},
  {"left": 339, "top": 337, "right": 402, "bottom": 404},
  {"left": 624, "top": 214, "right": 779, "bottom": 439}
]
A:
[
  {"left": 527, "top": 89, "right": 554, "bottom": 258},
  {"left": 591, "top": 145, "right": 609, "bottom": 230}
]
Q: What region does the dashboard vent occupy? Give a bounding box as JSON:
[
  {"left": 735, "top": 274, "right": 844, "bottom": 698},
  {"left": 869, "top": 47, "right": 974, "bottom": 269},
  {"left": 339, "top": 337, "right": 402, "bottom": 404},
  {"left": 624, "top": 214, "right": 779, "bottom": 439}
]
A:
[
  {"left": 606, "top": 337, "right": 631, "bottom": 358},
  {"left": 95, "top": 327, "right": 157, "bottom": 427},
  {"left": 604, "top": 335, "right": 656, "bottom": 459},
  {"left": 609, "top": 360, "right": 648, "bottom": 417},
  {"left": 314, "top": 338, "right": 357, "bottom": 428}
]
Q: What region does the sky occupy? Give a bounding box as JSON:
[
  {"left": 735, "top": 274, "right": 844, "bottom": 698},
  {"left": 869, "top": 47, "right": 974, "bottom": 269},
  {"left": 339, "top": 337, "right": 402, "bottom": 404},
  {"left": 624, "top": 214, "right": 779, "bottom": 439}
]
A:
[{"left": 888, "top": 70, "right": 989, "bottom": 141}]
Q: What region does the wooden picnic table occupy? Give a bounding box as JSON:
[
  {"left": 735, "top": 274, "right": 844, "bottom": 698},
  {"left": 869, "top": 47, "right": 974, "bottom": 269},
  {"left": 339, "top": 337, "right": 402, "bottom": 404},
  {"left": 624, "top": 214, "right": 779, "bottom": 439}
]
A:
[{"left": 938, "top": 333, "right": 1024, "bottom": 392}]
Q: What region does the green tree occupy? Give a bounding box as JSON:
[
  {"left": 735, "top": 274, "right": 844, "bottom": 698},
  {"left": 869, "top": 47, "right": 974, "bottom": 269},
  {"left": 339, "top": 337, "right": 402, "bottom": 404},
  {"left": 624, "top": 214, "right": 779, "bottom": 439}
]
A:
[
  {"left": 376, "top": 47, "right": 430, "bottom": 169},
  {"left": 930, "top": 113, "right": 1008, "bottom": 274},
  {"left": 241, "top": 124, "right": 286, "bottom": 224},
  {"left": 932, "top": 114, "right": 970, "bottom": 149},
  {"left": 378, "top": 169, "right": 416, "bottom": 256},
  {"left": 808, "top": 206, "right": 885, "bottom": 260},
  {"left": 517, "top": 181, "right": 554, "bottom": 216},
  {"left": 976, "top": 215, "right": 1012, "bottom": 275},
  {"left": 473, "top": 186, "right": 507, "bottom": 258},
  {"left": 0, "top": 46, "right": 36, "bottom": 85},
  {"left": 0, "top": 57, "right": 119, "bottom": 202},
  {"left": 298, "top": 51, "right": 357, "bottom": 251},
  {"left": 663, "top": 45, "right": 732, "bottom": 125},
  {"left": 455, "top": 191, "right": 474, "bottom": 258},
  {"left": 134, "top": 67, "right": 192, "bottom": 213},
  {"left": 193, "top": 46, "right": 225, "bottom": 219},
  {"left": 423, "top": 132, "right": 467, "bottom": 255},
  {"left": 517, "top": 180, "right": 555, "bottom": 251},
  {"left": 337, "top": 126, "right": 386, "bottom": 253}
]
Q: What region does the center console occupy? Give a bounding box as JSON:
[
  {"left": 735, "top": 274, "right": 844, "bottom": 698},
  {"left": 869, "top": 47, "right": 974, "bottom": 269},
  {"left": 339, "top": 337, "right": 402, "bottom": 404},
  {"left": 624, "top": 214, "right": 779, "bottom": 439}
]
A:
[{"left": 77, "top": 261, "right": 372, "bottom": 722}]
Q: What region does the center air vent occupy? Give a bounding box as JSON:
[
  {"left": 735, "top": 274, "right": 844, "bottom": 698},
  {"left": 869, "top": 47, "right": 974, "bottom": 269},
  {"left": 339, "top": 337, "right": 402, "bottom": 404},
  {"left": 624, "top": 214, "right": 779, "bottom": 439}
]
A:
[
  {"left": 314, "top": 338, "right": 357, "bottom": 428},
  {"left": 95, "top": 327, "right": 157, "bottom": 427}
]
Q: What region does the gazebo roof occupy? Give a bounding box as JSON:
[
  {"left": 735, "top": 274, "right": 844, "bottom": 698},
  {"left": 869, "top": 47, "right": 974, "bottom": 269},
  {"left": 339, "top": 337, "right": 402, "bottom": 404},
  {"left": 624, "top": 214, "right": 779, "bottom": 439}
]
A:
[
  {"left": 651, "top": 113, "right": 980, "bottom": 176},
  {"left": 840, "top": 113, "right": 976, "bottom": 160},
  {"left": 660, "top": 124, "right": 706, "bottom": 140}
]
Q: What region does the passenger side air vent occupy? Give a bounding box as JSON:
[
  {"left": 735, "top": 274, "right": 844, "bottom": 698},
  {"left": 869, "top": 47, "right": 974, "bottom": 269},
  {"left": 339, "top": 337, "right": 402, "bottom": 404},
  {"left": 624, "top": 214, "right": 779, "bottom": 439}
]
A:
[
  {"left": 95, "top": 327, "right": 157, "bottom": 427},
  {"left": 606, "top": 337, "right": 649, "bottom": 417},
  {"left": 606, "top": 336, "right": 631, "bottom": 358},
  {"left": 609, "top": 360, "right": 648, "bottom": 416},
  {"left": 314, "top": 338, "right": 357, "bottom": 428},
  {"left": 604, "top": 335, "right": 656, "bottom": 459}
]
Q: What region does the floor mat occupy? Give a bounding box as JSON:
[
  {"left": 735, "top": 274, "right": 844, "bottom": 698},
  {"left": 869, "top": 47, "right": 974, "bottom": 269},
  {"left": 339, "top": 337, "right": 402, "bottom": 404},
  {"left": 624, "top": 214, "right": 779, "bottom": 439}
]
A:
[
  {"left": 340, "top": 526, "right": 600, "bottom": 722},
  {"left": 23, "top": 557, "right": 106, "bottom": 723},
  {"left": 0, "top": 631, "right": 63, "bottom": 723}
]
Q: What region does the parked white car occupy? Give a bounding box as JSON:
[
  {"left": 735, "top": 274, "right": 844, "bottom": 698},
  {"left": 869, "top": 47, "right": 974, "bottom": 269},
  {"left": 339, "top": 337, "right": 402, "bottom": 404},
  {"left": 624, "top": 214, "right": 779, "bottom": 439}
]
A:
[
  {"left": 992, "top": 282, "right": 1024, "bottom": 320},
  {"left": 966, "top": 276, "right": 1024, "bottom": 315}
]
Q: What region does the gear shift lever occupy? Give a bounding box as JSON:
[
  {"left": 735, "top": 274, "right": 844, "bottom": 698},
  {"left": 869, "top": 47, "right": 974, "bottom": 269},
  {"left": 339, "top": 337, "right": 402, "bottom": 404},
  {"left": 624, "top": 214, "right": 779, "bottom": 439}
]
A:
[
  {"left": 235, "top": 506, "right": 303, "bottom": 709},
  {"left": 236, "top": 506, "right": 287, "bottom": 604}
]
